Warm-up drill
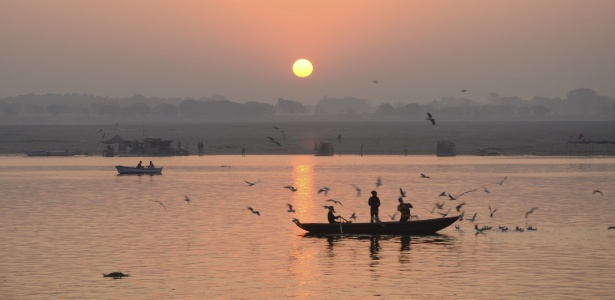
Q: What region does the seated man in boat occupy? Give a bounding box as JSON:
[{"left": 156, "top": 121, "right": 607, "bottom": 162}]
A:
[
  {"left": 148, "top": 161, "right": 155, "bottom": 168},
  {"left": 397, "top": 197, "right": 413, "bottom": 222},
  {"left": 136, "top": 161, "right": 143, "bottom": 168},
  {"left": 326, "top": 206, "right": 343, "bottom": 224}
]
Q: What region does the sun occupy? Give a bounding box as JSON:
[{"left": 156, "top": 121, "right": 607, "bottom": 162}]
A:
[{"left": 292, "top": 59, "right": 313, "bottom": 78}]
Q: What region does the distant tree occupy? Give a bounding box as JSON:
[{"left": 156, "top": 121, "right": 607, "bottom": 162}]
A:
[
  {"left": 46, "top": 103, "right": 77, "bottom": 116},
  {"left": 151, "top": 103, "right": 179, "bottom": 117},
  {"left": 179, "top": 98, "right": 207, "bottom": 118},
  {"left": 0, "top": 102, "right": 22, "bottom": 116},
  {"left": 243, "top": 101, "right": 275, "bottom": 117},
  {"left": 123, "top": 102, "right": 151, "bottom": 117},
  {"left": 26, "top": 103, "right": 45, "bottom": 115},
  {"left": 376, "top": 103, "right": 395, "bottom": 115},
  {"left": 531, "top": 105, "right": 551, "bottom": 117},
  {"left": 91, "top": 102, "right": 121, "bottom": 117},
  {"left": 276, "top": 98, "right": 306, "bottom": 114},
  {"left": 315, "top": 96, "right": 371, "bottom": 115}
]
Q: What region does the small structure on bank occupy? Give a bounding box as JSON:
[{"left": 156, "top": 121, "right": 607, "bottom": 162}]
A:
[
  {"left": 436, "top": 141, "right": 456, "bottom": 157},
  {"left": 314, "top": 142, "right": 335, "bottom": 156}
]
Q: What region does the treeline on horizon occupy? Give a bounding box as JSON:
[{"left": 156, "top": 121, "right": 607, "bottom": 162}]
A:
[{"left": 0, "top": 88, "right": 614, "bottom": 122}]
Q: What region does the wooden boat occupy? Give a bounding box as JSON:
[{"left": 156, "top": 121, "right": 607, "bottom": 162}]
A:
[
  {"left": 25, "top": 149, "right": 82, "bottom": 157},
  {"left": 294, "top": 215, "right": 459, "bottom": 235},
  {"left": 115, "top": 165, "right": 163, "bottom": 175}
]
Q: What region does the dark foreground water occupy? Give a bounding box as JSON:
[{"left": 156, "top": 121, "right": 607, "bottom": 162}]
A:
[{"left": 1, "top": 155, "right": 614, "bottom": 299}]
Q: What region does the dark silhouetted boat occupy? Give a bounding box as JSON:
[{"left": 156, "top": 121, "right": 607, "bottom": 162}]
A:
[
  {"left": 115, "top": 165, "right": 163, "bottom": 175},
  {"left": 24, "top": 149, "right": 82, "bottom": 157},
  {"left": 294, "top": 215, "right": 459, "bottom": 235}
]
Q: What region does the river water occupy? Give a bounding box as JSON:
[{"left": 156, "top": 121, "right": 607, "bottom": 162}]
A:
[{"left": 1, "top": 155, "right": 614, "bottom": 299}]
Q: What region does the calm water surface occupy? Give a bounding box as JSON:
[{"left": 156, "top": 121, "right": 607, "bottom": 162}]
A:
[{"left": 1, "top": 155, "right": 614, "bottom": 299}]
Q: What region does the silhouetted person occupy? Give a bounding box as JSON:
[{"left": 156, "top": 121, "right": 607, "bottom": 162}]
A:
[
  {"left": 148, "top": 161, "right": 155, "bottom": 168},
  {"left": 397, "top": 198, "right": 413, "bottom": 222},
  {"left": 338, "top": 134, "right": 342, "bottom": 143},
  {"left": 327, "top": 206, "right": 343, "bottom": 224},
  {"left": 136, "top": 161, "right": 143, "bottom": 168},
  {"left": 368, "top": 190, "right": 381, "bottom": 223}
]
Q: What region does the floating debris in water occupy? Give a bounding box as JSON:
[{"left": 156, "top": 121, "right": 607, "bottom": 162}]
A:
[{"left": 103, "top": 272, "right": 130, "bottom": 279}]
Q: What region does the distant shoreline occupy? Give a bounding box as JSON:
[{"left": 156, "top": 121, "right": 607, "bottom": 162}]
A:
[{"left": 1, "top": 121, "right": 614, "bottom": 157}]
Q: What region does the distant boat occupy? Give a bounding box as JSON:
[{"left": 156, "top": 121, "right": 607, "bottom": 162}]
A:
[
  {"left": 115, "top": 165, "right": 163, "bottom": 175},
  {"left": 314, "top": 142, "right": 334, "bottom": 156},
  {"left": 24, "top": 149, "right": 82, "bottom": 157}
]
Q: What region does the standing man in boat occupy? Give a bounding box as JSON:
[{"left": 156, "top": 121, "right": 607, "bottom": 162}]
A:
[
  {"left": 368, "top": 190, "right": 381, "bottom": 223},
  {"left": 397, "top": 197, "right": 413, "bottom": 222}
]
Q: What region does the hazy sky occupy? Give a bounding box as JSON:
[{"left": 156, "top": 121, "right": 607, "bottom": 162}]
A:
[{"left": 2, "top": 0, "right": 614, "bottom": 104}]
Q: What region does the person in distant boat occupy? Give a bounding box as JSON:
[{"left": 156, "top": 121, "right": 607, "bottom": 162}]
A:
[
  {"left": 327, "top": 206, "right": 343, "bottom": 224},
  {"left": 368, "top": 190, "right": 381, "bottom": 223},
  {"left": 136, "top": 161, "right": 143, "bottom": 168},
  {"left": 397, "top": 197, "right": 413, "bottom": 222},
  {"left": 148, "top": 161, "right": 155, "bottom": 168}
]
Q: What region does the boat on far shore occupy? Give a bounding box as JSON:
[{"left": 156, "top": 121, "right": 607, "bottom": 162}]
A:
[
  {"left": 115, "top": 165, "right": 163, "bottom": 175},
  {"left": 24, "top": 149, "right": 83, "bottom": 157}
]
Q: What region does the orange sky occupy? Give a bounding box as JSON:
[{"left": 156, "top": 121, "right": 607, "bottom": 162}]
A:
[{"left": 1, "top": 0, "right": 614, "bottom": 104}]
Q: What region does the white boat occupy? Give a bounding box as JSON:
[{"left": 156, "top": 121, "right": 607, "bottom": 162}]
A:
[{"left": 115, "top": 165, "right": 163, "bottom": 175}]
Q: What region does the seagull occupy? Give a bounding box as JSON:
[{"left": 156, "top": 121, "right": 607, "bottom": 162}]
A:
[
  {"left": 592, "top": 190, "right": 603, "bottom": 196},
  {"left": 102, "top": 132, "right": 106, "bottom": 139},
  {"left": 483, "top": 187, "right": 491, "bottom": 194},
  {"left": 437, "top": 208, "right": 451, "bottom": 218},
  {"left": 372, "top": 80, "right": 379, "bottom": 84},
  {"left": 461, "top": 89, "right": 467, "bottom": 92},
  {"left": 526, "top": 226, "right": 537, "bottom": 231},
  {"left": 434, "top": 202, "right": 445, "bottom": 210},
  {"left": 458, "top": 211, "right": 465, "bottom": 221},
  {"left": 267, "top": 136, "right": 281, "bottom": 147},
  {"left": 420, "top": 173, "right": 430, "bottom": 179},
  {"left": 448, "top": 194, "right": 457, "bottom": 200},
  {"left": 608, "top": 226, "right": 615, "bottom": 230},
  {"left": 468, "top": 213, "right": 477, "bottom": 223},
  {"left": 286, "top": 203, "right": 295, "bottom": 213},
  {"left": 247, "top": 207, "right": 260, "bottom": 216},
  {"left": 97, "top": 128, "right": 103, "bottom": 133},
  {"left": 515, "top": 226, "right": 525, "bottom": 232},
  {"left": 284, "top": 185, "right": 298, "bottom": 192},
  {"left": 349, "top": 212, "right": 357, "bottom": 221},
  {"left": 317, "top": 186, "right": 331, "bottom": 196},
  {"left": 350, "top": 184, "right": 362, "bottom": 197},
  {"left": 153, "top": 200, "right": 166, "bottom": 210},
  {"left": 489, "top": 205, "right": 497, "bottom": 217},
  {"left": 184, "top": 195, "right": 191, "bottom": 204},
  {"left": 245, "top": 180, "right": 257, "bottom": 186},
  {"left": 458, "top": 189, "right": 478, "bottom": 197},
  {"left": 389, "top": 212, "right": 398, "bottom": 220},
  {"left": 498, "top": 176, "right": 508, "bottom": 185},
  {"left": 455, "top": 202, "right": 466, "bottom": 212},
  {"left": 525, "top": 207, "right": 539, "bottom": 218},
  {"left": 426, "top": 112, "right": 436, "bottom": 126},
  {"left": 325, "top": 199, "right": 343, "bottom": 206},
  {"left": 399, "top": 187, "right": 406, "bottom": 198},
  {"left": 375, "top": 177, "right": 382, "bottom": 188},
  {"left": 439, "top": 191, "right": 447, "bottom": 197},
  {"left": 475, "top": 224, "right": 488, "bottom": 233},
  {"left": 455, "top": 225, "right": 460, "bottom": 230},
  {"left": 499, "top": 225, "right": 509, "bottom": 232}
]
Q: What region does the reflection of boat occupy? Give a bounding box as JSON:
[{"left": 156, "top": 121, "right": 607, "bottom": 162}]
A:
[
  {"left": 25, "top": 149, "right": 82, "bottom": 156},
  {"left": 294, "top": 216, "right": 459, "bottom": 235},
  {"left": 115, "top": 165, "right": 163, "bottom": 175}
]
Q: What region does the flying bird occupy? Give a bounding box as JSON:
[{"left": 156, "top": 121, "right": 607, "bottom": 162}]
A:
[
  {"left": 317, "top": 186, "right": 331, "bottom": 196},
  {"left": 267, "top": 136, "right": 281, "bottom": 147},
  {"left": 426, "top": 112, "right": 436, "bottom": 126},
  {"left": 448, "top": 194, "right": 457, "bottom": 200},
  {"left": 153, "top": 200, "right": 166, "bottom": 210},
  {"left": 498, "top": 176, "right": 508, "bottom": 185},
  {"left": 525, "top": 207, "right": 539, "bottom": 218},
  {"left": 608, "top": 226, "right": 615, "bottom": 230},
  {"left": 437, "top": 208, "right": 451, "bottom": 218},
  {"left": 245, "top": 180, "right": 257, "bottom": 186},
  {"left": 399, "top": 187, "right": 406, "bottom": 198},
  {"left": 489, "top": 205, "right": 497, "bottom": 217},
  {"left": 184, "top": 195, "right": 191, "bottom": 204},
  {"left": 420, "top": 173, "right": 430, "bottom": 179},
  {"left": 286, "top": 203, "right": 295, "bottom": 213},
  {"left": 350, "top": 184, "right": 362, "bottom": 197},
  {"left": 389, "top": 212, "right": 398, "bottom": 220},
  {"left": 372, "top": 80, "right": 379, "bottom": 84},
  {"left": 97, "top": 128, "right": 103, "bottom": 134},
  {"left": 439, "top": 191, "right": 447, "bottom": 197},
  {"left": 284, "top": 185, "right": 298, "bottom": 192},
  {"left": 468, "top": 213, "right": 477, "bottom": 223},
  {"left": 326, "top": 199, "right": 343, "bottom": 206},
  {"left": 461, "top": 89, "right": 467, "bottom": 92},
  {"left": 247, "top": 207, "right": 260, "bottom": 216},
  {"left": 349, "top": 212, "right": 357, "bottom": 221},
  {"left": 592, "top": 190, "right": 603, "bottom": 196},
  {"left": 455, "top": 202, "right": 466, "bottom": 212},
  {"left": 375, "top": 176, "right": 382, "bottom": 188}
]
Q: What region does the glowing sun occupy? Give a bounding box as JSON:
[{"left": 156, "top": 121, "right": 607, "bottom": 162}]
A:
[{"left": 292, "top": 59, "right": 313, "bottom": 78}]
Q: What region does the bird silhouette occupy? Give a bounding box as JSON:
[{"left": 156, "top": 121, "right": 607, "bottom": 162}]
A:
[
  {"left": 498, "top": 176, "right": 508, "bottom": 185},
  {"left": 154, "top": 200, "right": 166, "bottom": 210},
  {"left": 267, "top": 136, "right": 281, "bottom": 147},
  {"left": 448, "top": 194, "right": 457, "bottom": 200},
  {"left": 426, "top": 112, "right": 436, "bottom": 126},
  {"left": 489, "top": 205, "right": 497, "bottom": 217},
  {"left": 468, "top": 213, "right": 477, "bottom": 223},
  {"left": 399, "top": 187, "right": 406, "bottom": 198},
  {"left": 350, "top": 184, "right": 362, "bottom": 197},
  {"left": 286, "top": 203, "right": 295, "bottom": 213},
  {"left": 420, "top": 173, "right": 430, "bottom": 179},
  {"left": 372, "top": 80, "right": 379, "bottom": 84},
  {"left": 437, "top": 208, "right": 451, "bottom": 218},
  {"left": 245, "top": 180, "right": 257, "bottom": 186},
  {"left": 184, "top": 195, "right": 191, "bottom": 204},
  {"left": 456, "top": 202, "right": 466, "bottom": 212},
  {"left": 526, "top": 226, "right": 537, "bottom": 231},
  {"left": 284, "top": 185, "right": 298, "bottom": 192},
  {"left": 461, "top": 89, "right": 467, "bottom": 92},
  {"left": 317, "top": 187, "right": 331, "bottom": 196},
  {"left": 375, "top": 176, "right": 382, "bottom": 188},
  {"left": 97, "top": 128, "right": 103, "bottom": 134},
  {"left": 325, "top": 199, "right": 343, "bottom": 206},
  {"left": 349, "top": 212, "right": 357, "bottom": 221},
  {"left": 439, "top": 191, "right": 447, "bottom": 197},
  {"left": 592, "top": 190, "right": 603, "bottom": 196},
  {"left": 247, "top": 207, "right": 260, "bottom": 216},
  {"left": 525, "top": 207, "right": 539, "bottom": 218},
  {"left": 608, "top": 226, "right": 615, "bottom": 230}
]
